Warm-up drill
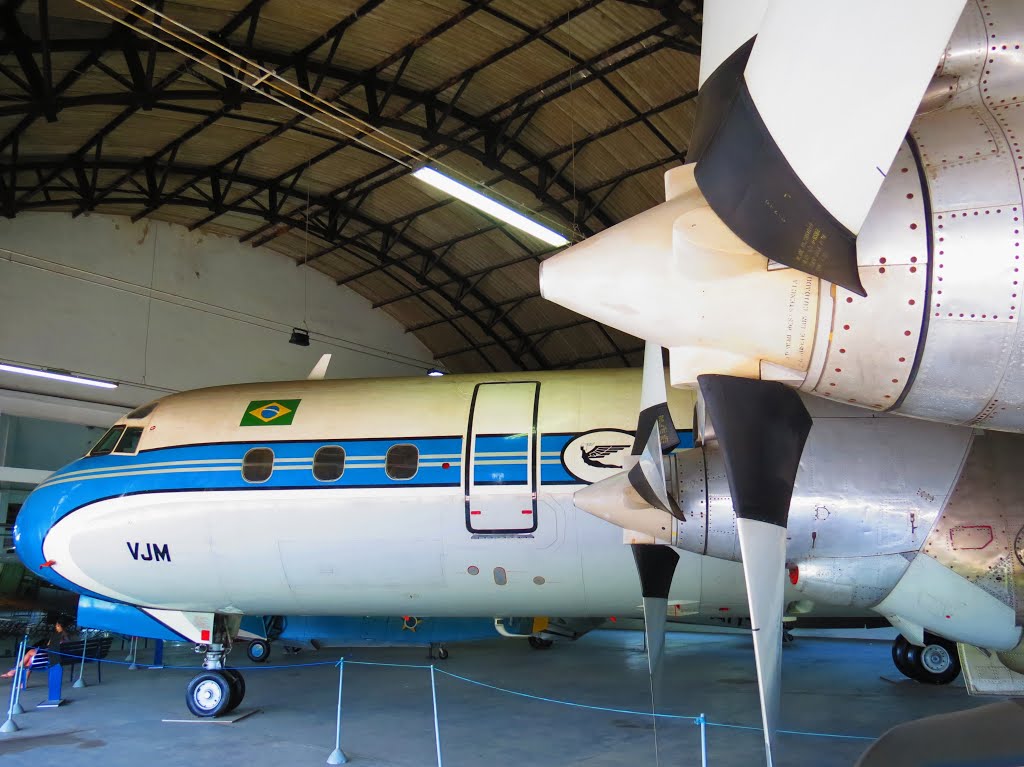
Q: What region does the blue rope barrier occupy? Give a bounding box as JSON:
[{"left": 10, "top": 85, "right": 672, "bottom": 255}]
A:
[{"left": 40, "top": 646, "right": 877, "bottom": 742}]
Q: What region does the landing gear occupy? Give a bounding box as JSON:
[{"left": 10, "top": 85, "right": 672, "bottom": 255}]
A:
[
  {"left": 246, "top": 639, "right": 270, "bottom": 663},
  {"left": 186, "top": 672, "right": 233, "bottom": 718},
  {"left": 428, "top": 643, "right": 450, "bottom": 660},
  {"left": 528, "top": 636, "right": 554, "bottom": 650},
  {"left": 892, "top": 634, "right": 961, "bottom": 685},
  {"left": 221, "top": 668, "right": 246, "bottom": 713},
  {"left": 186, "top": 634, "right": 247, "bottom": 717}
]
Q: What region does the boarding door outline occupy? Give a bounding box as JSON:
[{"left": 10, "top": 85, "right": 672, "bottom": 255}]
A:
[{"left": 464, "top": 382, "right": 540, "bottom": 534}]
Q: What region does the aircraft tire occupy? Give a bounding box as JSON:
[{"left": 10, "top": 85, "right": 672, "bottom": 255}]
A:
[
  {"left": 906, "top": 636, "right": 961, "bottom": 685},
  {"left": 436, "top": 646, "right": 450, "bottom": 660},
  {"left": 528, "top": 636, "right": 554, "bottom": 650},
  {"left": 186, "top": 671, "right": 233, "bottom": 718},
  {"left": 891, "top": 636, "right": 917, "bottom": 680},
  {"left": 247, "top": 639, "right": 270, "bottom": 663},
  {"left": 221, "top": 668, "right": 246, "bottom": 713}
]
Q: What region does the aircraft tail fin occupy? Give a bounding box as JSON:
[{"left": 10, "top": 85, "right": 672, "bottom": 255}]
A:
[{"left": 307, "top": 354, "right": 332, "bottom": 380}]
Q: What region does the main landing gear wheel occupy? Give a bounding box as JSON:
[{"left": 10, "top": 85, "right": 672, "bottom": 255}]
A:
[
  {"left": 221, "top": 668, "right": 246, "bottom": 713},
  {"left": 528, "top": 636, "right": 554, "bottom": 650},
  {"left": 246, "top": 639, "right": 270, "bottom": 663},
  {"left": 186, "top": 671, "right": 233, "bottom": 718},
  {"left": 891, "top": 634, "right": 961, "bottom": 685}
]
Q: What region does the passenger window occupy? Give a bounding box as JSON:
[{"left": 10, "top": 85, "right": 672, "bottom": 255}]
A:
[
  {"left": 242, "top": 448, "right": 274, "bottom": 483},
  {"left": 313, "top": 446, "right": 345, "bottom": 482},
  {"left": 114, "top": 427, "right": 144, "bottom": 454},
  {"left": 89, "top": 426, "right": 125, "bottom": 456},
  {"left": 385, "top": 444, "right": 418, "bottom": 480}
]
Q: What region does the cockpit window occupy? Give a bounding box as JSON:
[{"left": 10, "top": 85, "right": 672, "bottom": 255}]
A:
[
  {"left": 114, "top": 427, "right": 144, "bottom": 454},
  {"left": 89, "top": 426, "right": 125, "bottom": 456},
  {"left": 126, "top": 400, "right": 159, "bottom": 420}
]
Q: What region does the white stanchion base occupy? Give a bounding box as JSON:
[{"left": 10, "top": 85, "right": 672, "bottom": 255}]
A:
[
  {"left": 73, "top": 678, "right": 87, "bottom": 688},
  {"left": 326, "top": 747, "right": 349, "bottom": 764},
  {"left": 0, "top": 717, "right": 18, "bottom": 733},
  {"left": 12, "top": 703, "right": 23, "bottom": 715}
]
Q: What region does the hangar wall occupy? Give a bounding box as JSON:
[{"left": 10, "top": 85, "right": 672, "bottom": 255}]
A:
[{"left": 0, "top": 213, "right": 438, "bottom": 413}]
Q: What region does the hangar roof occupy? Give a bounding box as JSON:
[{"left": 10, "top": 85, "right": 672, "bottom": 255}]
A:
[{"left": 0, "top": 0, "right": 701, "bottom": 373}]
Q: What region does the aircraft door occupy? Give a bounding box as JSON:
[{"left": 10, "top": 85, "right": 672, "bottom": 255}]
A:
[{"left": 465, "top": 382, "right": 539, "bottom": 534}]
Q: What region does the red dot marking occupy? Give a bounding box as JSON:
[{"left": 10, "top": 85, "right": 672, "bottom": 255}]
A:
[
  {"left": 835, "top": 368, "right": 842, "bottom": 373},
  {"left": 846, "top": 297, "right": 853, "bottom": 303},
  {"left": 908, "top": 299, "right": 916, "bottom": 305},
  {"left": 843, "top": 324, "right": 850, "bottom": 330},
  {"left": 904, "top": 330, "right": 912, "bottom": 336},
  {"left": 442, "top": 462, "right": 450, "bottom": 469},
  {"left": 910, "top": 223, "right": 918, "bottom": 230},
  {"left": 899, "top": 357, "right": 906, "bottom": 362},
  {"left": 839, "top": 348, "right": 846, "bottom": 353}
]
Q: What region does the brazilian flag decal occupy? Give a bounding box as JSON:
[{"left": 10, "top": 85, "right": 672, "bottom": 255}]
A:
[{"left": 240, "top": 399, "right": 301, "bottom": 426}]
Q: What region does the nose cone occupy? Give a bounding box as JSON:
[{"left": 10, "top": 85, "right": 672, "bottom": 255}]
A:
[
  {"left": 14, "top": 458, "right": 88, "bottom": 591},
  {"left": 15, "top": 485, "right": 56, "bottom": 579}
]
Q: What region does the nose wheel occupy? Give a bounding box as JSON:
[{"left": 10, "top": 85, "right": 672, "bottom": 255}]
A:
[
  {"left": 891, "top": 634, "right": 961, "bottom": 685},
  {"left": 185, "top": 642, "right": 247, "bottom": 717}
]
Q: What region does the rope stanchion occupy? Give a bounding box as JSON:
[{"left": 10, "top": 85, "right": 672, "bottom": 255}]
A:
[
  {"left": 326, "top": 658, "right": 348, "bottom": 765},
  {"left": 0, "top": 637, "right": 26, "bottom": 733},
  {"left": 73, "top": 635, "right": 89, "bottom": 688},
  {"left": 696, "top": 713, "right": 708, "bottom": 767},
  {"left": 430, "top": 665, "right": 443, "bottom": 767},
  {"left": 10, "top": 636, "right": 27, "bottom": 716}
]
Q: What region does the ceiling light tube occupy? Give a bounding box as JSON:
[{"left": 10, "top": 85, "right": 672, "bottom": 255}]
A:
[
  {"left": 413, "top": 168, "right": 570, "bottom": 248},
  {"left": 0, "top": 363, "right": 119, "bottom": 389}
]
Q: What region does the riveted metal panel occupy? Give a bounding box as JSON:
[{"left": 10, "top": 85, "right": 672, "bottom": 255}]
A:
[
  {"left": 978, "top": 0, "right": 1024, "bottom": 109},
  {"left": 938, "top": 0, "right": 986, "bottom": 107},
  {"left": 922, "top": 431, "right": 1024, "bottom": 620},
  {"left": 702, "top": 444, "right": 741, "bottom": 562},
  {"left": 975, "top": 325, "right": 1024, "bottom": 428},
  {"left": 674, "top": 447, "right": 707, "bottom": 556},
  {"left": 896, "top": 204, "right": 1020, "bottom": 422},
  {"left": 808, "top": 142, "right": 928, "bottom": 410},
  {"left": 913, "top": 105, "right": 1020, "bottom": 209},
  {"left": 932, "top": 207, "right": 1021, "bottom": 320},
  {"left": 897, "top": 318, "right": 1016, "bottom": 422}
]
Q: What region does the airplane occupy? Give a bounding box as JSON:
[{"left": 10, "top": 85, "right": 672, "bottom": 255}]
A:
[
  {"left": 539, "top": 0, "right": 1024, "bottom": 763},
  {"left": 12, "top": 363, "right": 943, "bottom": 723}
]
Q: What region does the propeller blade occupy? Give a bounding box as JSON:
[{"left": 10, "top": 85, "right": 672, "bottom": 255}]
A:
[
  {"left": 697, "top": 374, "right": 812, "bottom": 766},
  {"left": 694, "top": 0, "right": 965, "bottom": 295},
  {"left": 632, "top": 544, "right": 680, "bottom": 678}
]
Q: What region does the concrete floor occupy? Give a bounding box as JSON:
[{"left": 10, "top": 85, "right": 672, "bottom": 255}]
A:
[{"left": 0, "top": 630, "right": 1005, "bottom": 767}]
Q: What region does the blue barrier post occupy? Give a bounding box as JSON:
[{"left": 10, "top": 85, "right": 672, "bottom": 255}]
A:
[
  {"left": 696, "top": 713, "right": 708, "bottom": 767},
  {"left": 152, "top": 640, "right": 164, "bottom": 669},
  {"left": 326, "top": 658, "right": 348, "bottom": 765},
  {"left": 38, "top": 659, "right": 65, "bottom": 708},
  {"left": 430, "top": 664, "right": 443, "bottom": 767},
  {"left": 1, "top": 637, "right": 26, "bottom": 732}
]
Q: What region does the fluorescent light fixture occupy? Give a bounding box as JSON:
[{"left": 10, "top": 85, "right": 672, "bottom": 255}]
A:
[
  {"left": 413, "top": 167, "right": 570, "bottom": 248},
  {"left": 0, "top": 363, "right": 118, "bottom": 389},
  {"left": 426, "top": 368, "right": 446, "bottom": 377}
]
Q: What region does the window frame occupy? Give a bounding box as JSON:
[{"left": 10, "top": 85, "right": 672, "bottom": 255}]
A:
[
  {"left": 312, "top": 445, "right": 346, "bottom": 483},
  {"left": 113, "top": 426, "right": 144, "bottom": 455},
  {"left": 385, "top": 443, "right": 419, "bottom": 481},
  {"left": 89, "top": 425, "right": 126, "bottom": 456},
  {"left": 241, "top": 447, "right": 275, "bottom": 484}
]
